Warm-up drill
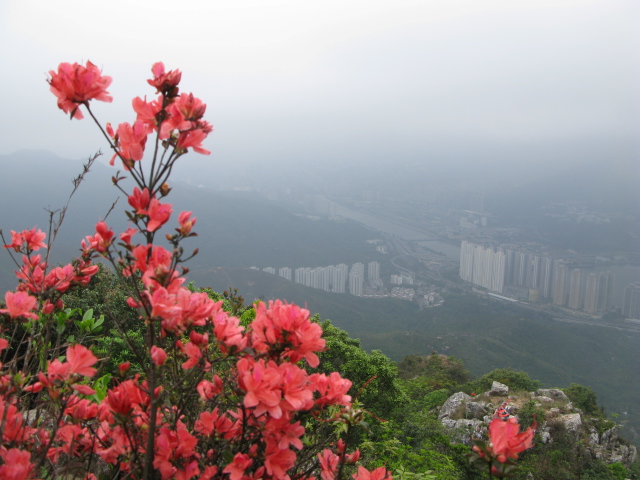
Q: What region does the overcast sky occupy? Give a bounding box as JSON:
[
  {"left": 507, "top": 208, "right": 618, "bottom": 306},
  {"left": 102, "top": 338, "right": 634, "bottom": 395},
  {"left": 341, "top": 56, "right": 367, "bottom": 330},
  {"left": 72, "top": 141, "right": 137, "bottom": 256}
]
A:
[{"left": 1, "top": 0, "right": 638, "bottom": 173}]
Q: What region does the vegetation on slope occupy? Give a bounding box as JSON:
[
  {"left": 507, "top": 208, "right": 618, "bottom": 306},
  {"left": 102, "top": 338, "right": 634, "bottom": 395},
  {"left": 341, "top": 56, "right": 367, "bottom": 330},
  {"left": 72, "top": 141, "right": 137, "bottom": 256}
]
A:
[{"left": 57, "top": 270, "right": 639, "bottom": 479}]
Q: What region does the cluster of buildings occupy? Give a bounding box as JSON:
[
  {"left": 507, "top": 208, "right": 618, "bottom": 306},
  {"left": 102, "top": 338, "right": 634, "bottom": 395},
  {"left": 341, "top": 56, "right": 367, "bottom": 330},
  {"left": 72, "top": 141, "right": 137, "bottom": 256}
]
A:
[
  {"left": 259, "top": 261, "right": 381, "bottom": 297},
  {"left": 459, "top": 241, "right": 615, "bottom": 314},
  {"left": 390, "top": 274, "right": 414, "bottom": 285},
  {"left": 623, "top": 283, "right": 640, "bottom": 320}
]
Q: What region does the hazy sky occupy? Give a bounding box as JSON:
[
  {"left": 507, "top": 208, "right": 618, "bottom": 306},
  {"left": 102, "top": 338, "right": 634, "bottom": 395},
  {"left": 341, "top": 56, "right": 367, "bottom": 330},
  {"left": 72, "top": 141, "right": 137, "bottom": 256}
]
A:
[{"left": 1, "top": 0, "right": 638, "bottom": 172}]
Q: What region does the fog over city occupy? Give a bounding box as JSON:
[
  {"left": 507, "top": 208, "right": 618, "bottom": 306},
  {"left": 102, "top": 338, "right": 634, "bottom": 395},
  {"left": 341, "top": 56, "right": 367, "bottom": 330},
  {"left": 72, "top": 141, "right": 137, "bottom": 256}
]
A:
[{"left": 1, "top": 0, "right": 638, "bottom": 180}]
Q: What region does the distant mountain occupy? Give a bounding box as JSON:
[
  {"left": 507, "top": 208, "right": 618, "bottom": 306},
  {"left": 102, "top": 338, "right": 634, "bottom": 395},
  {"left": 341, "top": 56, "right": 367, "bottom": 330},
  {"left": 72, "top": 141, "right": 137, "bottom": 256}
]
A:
[
  {"left": 493, "top": 155, "right": 640, "bottom": 213},
  {"left": 488, "top": 156, "right": 640, "bottom": 252},
  {"left": 0, "top": 150, "right": 382, "bottom": 290}
]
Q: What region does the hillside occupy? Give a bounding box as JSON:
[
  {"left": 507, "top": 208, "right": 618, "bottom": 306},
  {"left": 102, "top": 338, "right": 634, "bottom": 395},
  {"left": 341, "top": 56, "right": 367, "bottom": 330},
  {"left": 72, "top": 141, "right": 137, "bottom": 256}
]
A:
[
  {"left": 0, "top": 150, "right": 382, "bottom": 290},
  {"left": 190, "top": 266, "right": 640, "bottom": 446}
]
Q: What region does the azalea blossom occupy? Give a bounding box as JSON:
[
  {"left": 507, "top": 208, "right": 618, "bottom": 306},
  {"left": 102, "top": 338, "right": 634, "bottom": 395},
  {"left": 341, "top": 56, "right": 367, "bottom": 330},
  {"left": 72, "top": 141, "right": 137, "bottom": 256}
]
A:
[
  {"left": 110, "top": 120, "right": 148, "bottom": 167},
  {"left": 147, "top": 62, "right": 182, "bottom": 96},
  {"left": 353, "top": 466, "right": 392, "bottom": 480},
  {"left": 150, "top": 345, "right": 167, "bottom": 366},
  {"left": 4, "top": 228, "right": 46, "bottom": 253},
  {"left": 223, "top": 452, "right": 253, "bottom": 480},
  {"left": 251, "top": 300, "right": 325, "bottom": 367},
  {"left": 0, "top": 291, "right": 39, "bottom": 320},
  {"left": 145, "top": 198, "right": 173, "bottom": 232},
  {"left": 66, "top": 344, "right": 98, "bottom": 377},
  {"left": 0, "top": 448, "right": 36, "bottom": 480},
  {"left": 48, "top": 61, "right": 112, "bottom": 119},
  {"left": 487, "top": 417, "right": 535, "bottom": 463},
  {"left": 177, "top": 211, "right": 197, "bottom": 236},
  {"left": 318, "top": 449, "right": 339, "bottom": 480},
  {"left": 132, "top": 95, "right": 163, "bottom": 134},
  {"left": 176, "top": 127, "right": 212, "bottom": 155}
]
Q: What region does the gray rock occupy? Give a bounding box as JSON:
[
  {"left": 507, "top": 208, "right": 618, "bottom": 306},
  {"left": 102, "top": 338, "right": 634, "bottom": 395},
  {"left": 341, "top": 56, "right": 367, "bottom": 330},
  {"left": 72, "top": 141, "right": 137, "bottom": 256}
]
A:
[
  {"left": 465, "top": 401, "right": 488, "bottom": 419},
  {"left": 559, "top": 413, "right": 582, "bottom": 439},
  {"left": 488, "top": 381, "right": 509, "bottom": 396},
  {"left": 536, "top": 389, "right": 569, "bottom": 402},
  {"left": 540, "top": 427, "right": 552, "bottom": 444},
  {"left": 535, "top": 396, "right": 554, "bottom": 404},
  {"left": 601, "top": 427, "right": 617, "bottom": 449},
  {"left": 438, "top": 392, "right": 471, "bottom": 420},
  {"left": 441, "top": 418, "right": 485, "bottom": 444}
]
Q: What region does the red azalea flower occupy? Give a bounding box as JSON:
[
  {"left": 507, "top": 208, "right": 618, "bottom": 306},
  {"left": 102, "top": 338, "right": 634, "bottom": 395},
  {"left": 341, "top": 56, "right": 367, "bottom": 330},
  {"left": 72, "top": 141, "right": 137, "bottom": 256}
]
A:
[
  {"left": 0, "top": 448, "right": 36, "bottom": 480},
  {"left": 48, "top": 61, "right": 112, "bottom": 119},
  {"left": 178, "top": 211, "right": 197, "bottom": 236},
  {"left": 110, "top": 120, "right": 148, "bottom": 167},
  {"left": 223, "top": 452, "right": 253, "bottom": 480},
  {"left": 150, "top": 345, "right": 167, "bottom": 366},
  {"left": 146, "top": 198, "right": 173, "bottom": 232},
  {"left": 0, "top": 291, "right": 39, "bottom": 320},
  {"left": 488, "top": 417, "right": 536, "bottom": 463},
  {"left": 353, "top": 466, "right": 392, "bottom": 480},
  {"left": 148, "top": 62, "right": 182, "bottom": 95},
  {"left": 66, "top": 344, "right": 98, "bottom": 377}
]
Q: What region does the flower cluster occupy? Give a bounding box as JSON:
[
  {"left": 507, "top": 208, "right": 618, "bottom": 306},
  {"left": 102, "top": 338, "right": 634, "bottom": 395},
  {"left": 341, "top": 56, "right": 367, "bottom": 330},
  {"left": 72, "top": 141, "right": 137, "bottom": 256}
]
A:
[
  {"left": 0, "top": 62, "right": 392, "bottom": 480},
  {"left": 1, "top": 226, "right": 100, "bottom": 320}
]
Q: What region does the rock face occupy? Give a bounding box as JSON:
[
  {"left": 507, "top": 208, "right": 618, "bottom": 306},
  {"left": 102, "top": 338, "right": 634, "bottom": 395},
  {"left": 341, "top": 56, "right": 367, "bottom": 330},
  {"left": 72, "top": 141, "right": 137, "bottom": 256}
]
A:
[
  {"left": 592, "top": 426, "right": 638, "bottom": 465},
  {"left": 438, "top": 389, "right": 638, "bottom": 468}
]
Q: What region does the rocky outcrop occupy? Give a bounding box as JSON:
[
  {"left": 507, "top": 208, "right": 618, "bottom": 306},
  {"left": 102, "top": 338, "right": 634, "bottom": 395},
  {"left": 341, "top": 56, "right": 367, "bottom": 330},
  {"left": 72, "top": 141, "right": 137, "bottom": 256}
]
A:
[
  {"left": 591, "top": 425, "right": 638, "bottom": 465},
  {"left": 437, "top": 388, "right": 637, "bottom": 468}
]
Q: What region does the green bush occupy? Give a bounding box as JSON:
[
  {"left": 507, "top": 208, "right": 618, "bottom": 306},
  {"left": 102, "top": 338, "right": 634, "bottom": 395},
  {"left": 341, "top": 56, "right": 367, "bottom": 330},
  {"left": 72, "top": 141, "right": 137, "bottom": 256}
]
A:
[{"left": 564, "top": 383, "right": 603, "bottom": 416}]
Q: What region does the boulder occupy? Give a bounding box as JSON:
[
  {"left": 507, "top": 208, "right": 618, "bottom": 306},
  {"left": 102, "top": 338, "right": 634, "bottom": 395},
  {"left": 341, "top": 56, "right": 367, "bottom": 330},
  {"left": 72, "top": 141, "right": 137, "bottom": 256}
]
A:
[
  {"left": 488, "top": 381, "right": 509, "bottom": 396},
  {"left": 535, "top": 389, "right": 569, "bottom": 402},
  {"left": 535, "top": 396, "right": 554, "bottom": 404},
  {"left": 438, "top": 392, "right": 470, "bottom": 420},
  {"left": 559, "top": 413, "right": 582, "bottom": 439},
  {"left": 465, "top": 401, "right": 488, "bottom": 420}
]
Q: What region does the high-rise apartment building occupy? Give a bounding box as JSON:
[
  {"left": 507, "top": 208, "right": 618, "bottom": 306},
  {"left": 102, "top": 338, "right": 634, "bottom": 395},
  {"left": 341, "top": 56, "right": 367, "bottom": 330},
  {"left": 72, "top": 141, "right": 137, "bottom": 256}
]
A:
[
  {"left": 623, "top": 283, "right": 640, "bottom": 319},
  {"left": 539, "top": 256, "right": 554, "bottom": 299},
  {"left": 459, "top": 241, "right": 505, "bottom": 293},
  {"left": 583, "top": 271, "right": 614, "bottom": 314},
  {"left": 349, "top": 263, "right": 365, "bottom": 296},
  {"left": 330, "top": 264, "right": 348, "bottom": 294},
  {"left": 368, "top": 261, "right": 380, "bottom": 282},
  {"left": 552, "top": 261, "right": 568, "bottom": 306},
  {"left": 597, "top": 272, "right": 614, "bottom": 312},
  {"left": 278, "top": 267, "right": 292, "bottom": 281},
  {"left": 584, "top": 273, "right": 599, "bottom": 314},
  {"left": 568, "top": 268, "right": 584, "bottom": 310}
]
